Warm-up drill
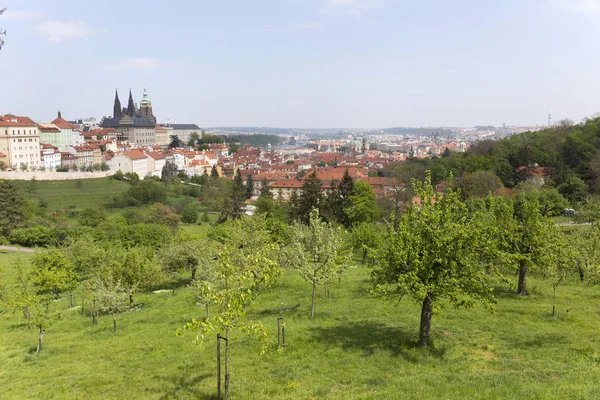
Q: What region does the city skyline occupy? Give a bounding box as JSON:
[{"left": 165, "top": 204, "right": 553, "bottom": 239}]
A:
[{"left": 1, "top": 0, "right": 600, "bottom": 127}]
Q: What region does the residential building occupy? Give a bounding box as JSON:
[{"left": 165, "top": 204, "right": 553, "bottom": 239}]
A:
[
  {"left": 111, "top": 149, "right": 149, "bottom": 176},
  {"left": 155, "top": 125, "right": 170, "bottom": 147},
  {"left": 40, "top": 144, "right": 61, "bottom": 170},
  {"left": 0, "top": 115, "right": 42, "bottom": 170}
]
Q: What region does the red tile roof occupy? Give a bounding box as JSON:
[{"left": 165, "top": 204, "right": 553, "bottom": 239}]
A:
[
  {"left": 0, "top": 115, "right": 38, "bottom": 127},
  {"left": 123, "top": 149, "right": 147, "bottom": 160},
  {"left": 51, "top": 117, "right": 77, "bottom": 130}
]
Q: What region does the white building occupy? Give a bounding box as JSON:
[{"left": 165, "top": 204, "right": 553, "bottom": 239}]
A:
[
  {"left": 0, "top": 115, "right": 42, "bottom": 170},
  {"left": 41, "top": 144, "right": 61, "bottom": 170},
  {"left": 145, "top": 151, "right": 167, "bottom": 178},
  {"left": 111, "top": 149, "right": 149, "bottom": 176}
]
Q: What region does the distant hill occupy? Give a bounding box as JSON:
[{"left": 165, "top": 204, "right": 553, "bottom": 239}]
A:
[{"left": 381, "top": 127, "right": 457, "bottom": 137}]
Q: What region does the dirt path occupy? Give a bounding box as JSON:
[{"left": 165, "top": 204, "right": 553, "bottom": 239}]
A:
[{"left": 0, "top": 246, "right": 36, "bottom": 253}]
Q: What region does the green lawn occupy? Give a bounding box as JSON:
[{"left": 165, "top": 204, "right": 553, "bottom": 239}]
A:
[
  {"left": 12, "top": 178, "right": 130, "bottom": 211},
  {"left": 2, "top": 251, "right": 600, "bottom": 399}
]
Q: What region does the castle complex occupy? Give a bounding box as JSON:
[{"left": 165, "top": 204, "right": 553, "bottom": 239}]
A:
[{"left": 100, "top": 88, "right": 157, "bottom": 145}]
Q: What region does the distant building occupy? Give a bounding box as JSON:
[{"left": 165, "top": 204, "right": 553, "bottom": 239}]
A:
[
  {"left": 155, "top": 125, "right": 170, "bottom": 147},
  {"left": 0, "top": 115, "right": 42, "bottom": 170},
  {"left": 168, "top": 124, "right": 201, "bottom": 145},
  {"left": 111, "top": 149, "right": 149, "bottom": 176},
  {"left": 40, "top": 144, "right": 61, "bottom": 170},
  {"left": 100, "top": 88, "right": 157, "bottom": 146}
]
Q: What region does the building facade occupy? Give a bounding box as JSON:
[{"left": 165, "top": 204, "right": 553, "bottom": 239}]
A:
[
  {"left": 0, "top": 115, "right": 42, "bottom": 170},
  {"left": 99, "top": 89, "right": 157, "bottom": 146}
]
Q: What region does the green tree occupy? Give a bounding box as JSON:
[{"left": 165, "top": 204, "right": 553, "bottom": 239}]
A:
[
  {"left": 93, "top": 277, "right": 130, "bottom": 332},
  {"left": 78, "top": 206, "right": 107, "bottom": 228},
  {"left": 187, "top": 132, "right": 201, "bottom": 147},
  {"left": 31, "top": 249, "right": 78, "bottom": 300},
  {"left": 372, "top": 173, "right": 499, "bottom": 346},
  {"left": 159, "top": 231, "right": 220, "bottom": 282},
  {"left": 346, "top": 180, "right": 379, "bottom": 226},
  {"left": 211, "top": 165, "right": 219, "bottom": 178},
  {"left": 110, "top": 247, "right": 162, "bottom": 305},
  {"left": 221, "top": 170, "right": 245, "bottom": 221},
  {"left": 178, "top": 226, "right": 281, "bottom": 398},
  {"left": 245, "top": 174, "right": 254, "bottom": 199},
  {"left": 161, "top": 160, "right": 179, "bottom": 184},
  {"left": 144, "top": 203, "right": 180, "bottom": 231},
  {"left": 489, "top": 195, "right": 560, "bottom": 295},
  {"left": 456, "top": 170, "right": 503, "bottom": 200},
  {"left": 0, "top": 179, "right": 27, "bottom": 236},
  {"left": 180, "top": 203, "right": 198, "bottom": 224},
  {"left": 284, "top": 209, "right": 350, "bottom": 318},
  {"left": 296, "top": 171, "right": 323, "bottom": 224},
  {"left": 351, "top": 222, "right": 382, "bottom": 264},
  {"left": 558, "top": 176, "right": 588, "bottom": 205}
]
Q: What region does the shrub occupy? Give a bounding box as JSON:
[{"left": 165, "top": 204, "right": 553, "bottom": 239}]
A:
[
  {"left": 9, "top": 226, "right": 57, "bottom": 248},
  {"left": 181, "top": 204, "right": 198, "bottom": 224}
]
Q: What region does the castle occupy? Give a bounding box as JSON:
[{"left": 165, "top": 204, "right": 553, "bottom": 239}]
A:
[{"left": 100, "top": 88, "right": 157, "bottom": 145}]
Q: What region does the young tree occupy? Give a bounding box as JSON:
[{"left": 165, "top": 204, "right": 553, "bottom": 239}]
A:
[
  {"left": 284, "top": 209, "right": 350, "bottom": 319},
  {"left": 31, "top": 249, "right": 78, "bottom": 300},
  {"left": 159, "top": 231, "right": 220, "bottom": 282},
  {"left": 93, "top": 277, "right": 130, "bottom": 332},
  {"left": 372, "top": 173, "right": 499, "bottom": 346},
  {"left": 489, "top": 195, "right": 560, "bottom": 295},
  {"left": 161, "top": 160, "right": 179, "bottom": 184},
  {"left": 178, "top": 228, "right": 280, "bottom": 398},
  {"left": 211, "top": 165, "right": 219, "bottom": 178},
  {"left": 110, "top": 247, "right": 162, "bottom": 305},
  {"left": 351, "top": 222, "right": 382, "bottom": 264},
  {"left": 259, "top": 180, "right": 272, "bottom": 198},
  {"left": 335, "top": 169, "right": 355, "bottom": 227}
]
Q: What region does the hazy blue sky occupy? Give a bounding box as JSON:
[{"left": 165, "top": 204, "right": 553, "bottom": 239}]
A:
[{"left": 1, "top": 0, "right": 599, "bottom": 128}]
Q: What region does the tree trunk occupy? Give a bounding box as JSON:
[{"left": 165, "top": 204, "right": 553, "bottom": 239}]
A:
[
  {"left": 225, "top": 328, "right": 229, "bottom": 399},
  {"left": 311, "top": 282, "right": 317, "bottom": 319},
  {"left": 36, "top": 328, "right": 45, "bottom": 355},
  {"left": 191, "top": 266, "right": 197, "bottom": 281},
  {"left": 113, "top": 313, "right": 117, "bottom": 332},
  {"left": 579, "top": 261, "right": 585, "bottom": 282},
  {"left": 129, "top": 294, "right": 134, "bottom": 305},
  {"left": 362, "top": 250, "right": 367, "bottom": 264},
  {"left": 419, "top": 295, "right": 433, "bottom": 347},
  {"left": 517, "top": 261, "right": 528, "bottom": 296},
  {"left": 205, "top": 303, "right": 209, "bottom": 318}
]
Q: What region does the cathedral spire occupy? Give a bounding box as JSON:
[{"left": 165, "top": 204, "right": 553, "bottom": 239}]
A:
[
  {"left": 113, "top": 89, "right": 122, "bottom": 119},
  {"left": 127, "top": 89, "right": 136, "bottom": 117}
]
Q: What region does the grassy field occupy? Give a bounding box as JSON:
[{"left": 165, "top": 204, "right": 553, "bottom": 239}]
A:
[
  {"left": 12, "top": 178, "right": 130, "bottom": 211},
  {"left": 2, "top": 250, "right": 600, "bottom": 399}
]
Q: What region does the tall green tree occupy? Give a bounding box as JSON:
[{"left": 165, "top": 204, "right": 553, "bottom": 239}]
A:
[
  {"left": 221, "top": 169, "right": 245, "bottom": 221},
  {"left": 31, "top": 249, "right": 78, "bottom": 300},
  {"left": 296, "top": 171, "right": 323, "bottom": 224},
  {"left": 346, "top": 180, "right": 379, "bottom": 226},
  {"left": 245, "top": 174, "right": 254, "bottom": 199},
  {"left": 372, "top": 173, "right": 499, "bottom": 346},
  {"left": 93, "top": 277, "right": 130, "bottom": 332},
  {"left": 0, "top": 179, "right": 27, "bottom": 236},
  {"left": 159, "top": 231, "right": 220, "bottom": 282}
]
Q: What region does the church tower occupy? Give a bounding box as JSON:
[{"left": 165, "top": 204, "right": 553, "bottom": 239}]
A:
[
  {"left": 139, "top": 87, "right": 156, "bottom": 124},
  {"left": 113, "top": 90, "right": 122, "bottom": 119},
  {"left": 127, "top": 89, "right": 136, "bottom": 117}
]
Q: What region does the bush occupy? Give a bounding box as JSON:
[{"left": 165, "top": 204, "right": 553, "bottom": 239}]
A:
[
  {"left": 201, "top": 212, "right": 210, "bottom": 223},
  {"left": 181, "top": 204, "right": 198, "bottom": 224},
  {"left": 9, "top": 226, "right": 57, "bottom": 247},
  {"left": 78, "top": 206, "right": 107, "bottom": 227},
  {"left": 113, "top": 223, "right": 173, "bottom": 249},
  {"left": 113, "top": 170, "right": 124, "bottom": 180}
]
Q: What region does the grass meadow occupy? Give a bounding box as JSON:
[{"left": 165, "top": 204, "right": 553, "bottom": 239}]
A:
[
  {"left": 2, "top": 249, "right": 600, "bottom": 399},
  {"left": 12, "top": 178, "right": 130, "bottom": 211}
]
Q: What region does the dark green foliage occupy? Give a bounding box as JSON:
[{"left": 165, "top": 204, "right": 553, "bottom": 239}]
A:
[
  {"left": 113, "top": 224, "right": 173, "bottom": 249},
  {"left": 220, "top": 170, "right": 245, "bottom": 221},
  {"left": 180, "top": 204, "right": 198, "bottom": 224},
  {"left": 296, "top": 171, "right": 323, "bottom": 224},
  {"left": 161, "top": 161, "right": 178, "bottom": 184},
  {"left": 224, "top": 134, "right": 283, "bottom": 148},
  {"left": 245, "top": 174, "right": 254, "bottom": 199},
  {"left": 558, "top": 177, "right": 589, "bottom": 205},
  {"left": 0, "top": 179, "right": 27, "bottom": 236},
  {"left": 122, "top": 180, "right": 168, "bottom": 206},
  {"left": 112, "top": 170, "right": 124, "bottom": 180}
]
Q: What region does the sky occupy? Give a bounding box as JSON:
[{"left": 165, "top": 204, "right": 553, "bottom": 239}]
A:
[{"left": 1, "top": 0, "right": 600, "bottom": 128}]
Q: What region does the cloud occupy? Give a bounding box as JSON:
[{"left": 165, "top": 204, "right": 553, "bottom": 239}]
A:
[
  {"left": 321, "top": 0, "right": 384, "bottom": 16},
  {"left": 544, "top": 0, "right": 600, "bottom": 12},
  {"left": 105, "top": 58, "right": 165, "bottom": 71},
  {"left": 36, "top": 20, "right": 94, "bottom": 43},
  {"left": 1, "top": 9, "right": 44, "bottom": 21}
]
